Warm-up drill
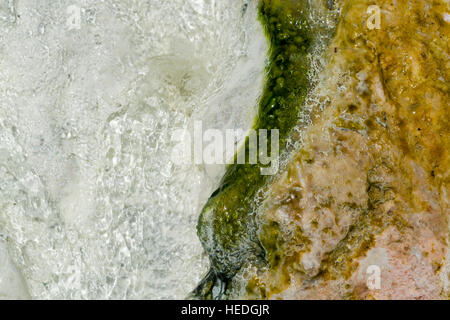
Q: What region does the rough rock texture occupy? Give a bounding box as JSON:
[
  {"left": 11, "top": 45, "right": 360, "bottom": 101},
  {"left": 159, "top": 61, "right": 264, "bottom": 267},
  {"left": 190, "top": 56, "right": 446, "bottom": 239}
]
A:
[{"left": 230, "top": 0, "right": 449, "bottom": 299}]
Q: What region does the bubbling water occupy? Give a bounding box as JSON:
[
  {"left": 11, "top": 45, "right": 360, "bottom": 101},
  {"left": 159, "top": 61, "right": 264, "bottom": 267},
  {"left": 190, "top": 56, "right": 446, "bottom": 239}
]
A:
[{"left": 0, "top": 0, "right": 266, "bottom": 299}]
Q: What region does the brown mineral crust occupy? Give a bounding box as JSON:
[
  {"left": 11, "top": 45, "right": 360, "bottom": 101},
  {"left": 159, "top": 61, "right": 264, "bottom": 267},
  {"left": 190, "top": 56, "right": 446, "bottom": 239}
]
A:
[{"left": 240, "top": 0, "right": 449, "bottom": 299}]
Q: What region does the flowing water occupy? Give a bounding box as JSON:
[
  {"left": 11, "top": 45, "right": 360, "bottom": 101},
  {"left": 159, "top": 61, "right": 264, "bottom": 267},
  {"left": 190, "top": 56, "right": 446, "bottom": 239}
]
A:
[{"left": 0, "top": 0, "right": 267, "bottom": 299}]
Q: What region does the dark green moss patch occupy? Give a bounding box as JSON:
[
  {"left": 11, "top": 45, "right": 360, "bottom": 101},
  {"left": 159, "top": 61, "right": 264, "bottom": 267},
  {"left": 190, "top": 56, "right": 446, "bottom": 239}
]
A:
[{"left": 193, "top": 0, "right": 323, "bottom": 299}]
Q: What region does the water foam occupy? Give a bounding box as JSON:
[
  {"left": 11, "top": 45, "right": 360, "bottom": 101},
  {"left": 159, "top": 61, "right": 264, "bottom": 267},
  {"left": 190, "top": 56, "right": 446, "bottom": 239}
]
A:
[{"left": 0, "top": 0, "right": 266, "bottom": 299}]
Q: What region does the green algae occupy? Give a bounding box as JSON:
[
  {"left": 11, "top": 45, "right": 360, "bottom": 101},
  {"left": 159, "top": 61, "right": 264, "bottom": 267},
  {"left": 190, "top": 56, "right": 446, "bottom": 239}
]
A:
[
  {"left": 192, "top": 0, "right": 325, "bottom": 299},
  {"left": 192, "top": 0, "right": 450, "bottom": 300}
]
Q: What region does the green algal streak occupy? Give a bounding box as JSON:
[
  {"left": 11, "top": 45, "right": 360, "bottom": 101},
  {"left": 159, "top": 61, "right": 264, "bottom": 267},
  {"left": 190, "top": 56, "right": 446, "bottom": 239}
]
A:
[{"left": 192, "top": 0, "right": 314, "bottom": 299}]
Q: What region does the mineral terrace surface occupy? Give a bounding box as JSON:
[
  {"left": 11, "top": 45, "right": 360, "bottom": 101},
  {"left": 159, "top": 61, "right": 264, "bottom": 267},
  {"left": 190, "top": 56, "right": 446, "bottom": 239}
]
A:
[{"left": 196, "top": 0, "right": 449, "bottom": 300}]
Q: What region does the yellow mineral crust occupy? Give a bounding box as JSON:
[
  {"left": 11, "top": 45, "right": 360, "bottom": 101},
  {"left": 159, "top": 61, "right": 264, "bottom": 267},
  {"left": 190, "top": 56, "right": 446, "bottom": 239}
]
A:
[{"left": 235, "top": 0, "right": 449, "bottom": 299}]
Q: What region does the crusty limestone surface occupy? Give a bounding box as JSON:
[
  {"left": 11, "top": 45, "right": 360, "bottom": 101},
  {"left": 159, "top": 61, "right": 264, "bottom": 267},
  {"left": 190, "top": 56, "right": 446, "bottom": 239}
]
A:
[{"left": 232, "top": 0, "right": 449, "bottom": 299}]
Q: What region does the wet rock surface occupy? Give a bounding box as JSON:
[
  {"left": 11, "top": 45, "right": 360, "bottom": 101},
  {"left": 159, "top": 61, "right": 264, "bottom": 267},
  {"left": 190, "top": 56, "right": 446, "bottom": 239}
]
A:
[{"left": 198, "top": 0, "right": 449, "bottom": 299}]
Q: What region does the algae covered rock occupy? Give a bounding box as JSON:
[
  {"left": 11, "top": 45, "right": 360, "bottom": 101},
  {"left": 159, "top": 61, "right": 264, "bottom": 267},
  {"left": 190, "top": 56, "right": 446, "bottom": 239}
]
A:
[
  {"left": 194, "top": 0, "right": 449, "bottom": 300},
  {"left": 194, "top": 0, "right": 338, "bottom": 299}
]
